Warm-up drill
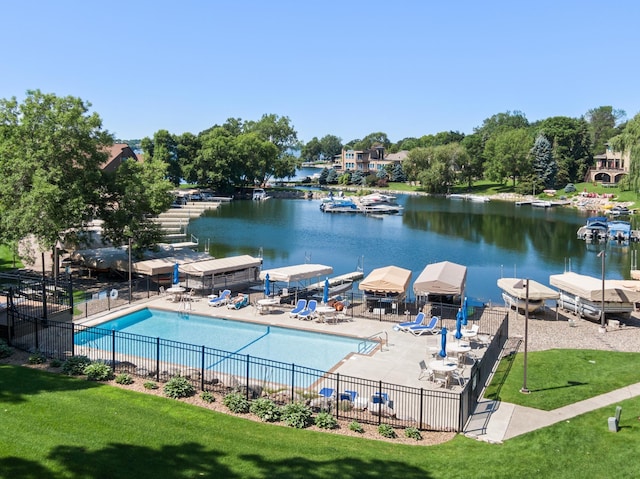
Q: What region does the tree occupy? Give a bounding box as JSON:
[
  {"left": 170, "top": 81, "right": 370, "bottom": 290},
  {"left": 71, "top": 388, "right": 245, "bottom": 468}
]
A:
[
  {"left": 390, "top": 163, "right": 407, "bottom": 182},
  {"left": 585, "top": 106, "right": 626, "bottom": 155},
  {"left": 531, "top": 134, "right": 557, "bottom": 189},
  {"left": 141, "top": 130, "right": 181, "bottom": 186},
  {"left": 353, "top": 132, "right": 390, "bottom": 151},
  {"left": 485, "top": 129, "right": 533, "bottom": 186},
  {"left": 318, "top": 167, "right": 329, "bottom": 185},
  {"left": 0, "top": 90, "right": 112, "bottom": 255},
  {"left": 319, "top": 134, "right": 342, "bottom": 160},
  {"left": 176, "top": 132, "right": 201, "bottom": 185},
  {"left": 461, "top": 133, "right": 484, "bottom": 188},
  {"left": 474, "top": 111, "right": 530, "bottom": 142},
  {"left": 300, "top": 137, "right": 322, "bottom": 162},
  {"left": 326, "top": 169, "right": 338, "bottom": 184},
  {"left": 609, "top": 112, "right": 640, "bottom": 195}
]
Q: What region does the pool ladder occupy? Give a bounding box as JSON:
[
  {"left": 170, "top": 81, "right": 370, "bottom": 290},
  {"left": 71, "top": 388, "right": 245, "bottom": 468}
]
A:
[{"left": 358, "top": 331, "right": 388, "bottom": 354}]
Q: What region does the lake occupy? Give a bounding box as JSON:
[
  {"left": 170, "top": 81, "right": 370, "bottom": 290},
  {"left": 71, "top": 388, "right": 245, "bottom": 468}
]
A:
[{"left": 186, "top": 193, "right": 638, "bottom": 303}]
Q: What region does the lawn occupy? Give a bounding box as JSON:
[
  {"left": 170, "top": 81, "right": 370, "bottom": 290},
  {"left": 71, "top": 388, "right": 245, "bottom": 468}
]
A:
[
  {"left": 484, "top": 349, "right": 640, "bottom": 410},
  {"left": 0, "top": 244, "right": 23, "bottom": 270},
  {"left": 1, "top": 363, "right": 639, "bottom": 479}
]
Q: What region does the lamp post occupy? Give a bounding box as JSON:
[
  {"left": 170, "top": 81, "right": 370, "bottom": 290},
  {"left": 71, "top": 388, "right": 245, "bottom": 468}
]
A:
[
  {"left": 128, "top": 237, "right": 133, "bottom": 304},
  {"left": 520, "top": 278, "right": 530, "bottom": 394},
  {"left": 597, "top": 250, "right": 606, "bottom": 332}
]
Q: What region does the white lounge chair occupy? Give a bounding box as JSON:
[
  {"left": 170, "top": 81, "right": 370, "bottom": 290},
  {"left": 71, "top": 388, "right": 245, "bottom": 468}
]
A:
[
  {"left": 208, "top": 289, "right": 231, "bottom": 307},
  {"left": 395, "top": 312, "right": 426, "bottom": 331},
  {"left": 408, "top": 315, "right": 440, "bottom": 336},
  {"left": 297, "top": 299, "right": 317, "bottom": 320}
]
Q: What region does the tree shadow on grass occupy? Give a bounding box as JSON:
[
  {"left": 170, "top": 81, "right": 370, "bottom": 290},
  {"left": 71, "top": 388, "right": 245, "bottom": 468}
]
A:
[
  {"left": 529, "top": 380, "right": 588, "bottom": 393},
  {"left": 0, "top": 443, "right": 433, "bottom": 479}
]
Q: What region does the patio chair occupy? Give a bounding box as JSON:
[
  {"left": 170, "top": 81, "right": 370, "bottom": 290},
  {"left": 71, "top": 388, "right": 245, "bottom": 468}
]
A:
[
  {"left": 395, "top": 312, "right": 425, "bottom": 331},
  {"left": 418, "top": 359, "right": 433, "bottom": 380},
  {"left": 297, "top": 299, "right": 317, "bottom": 320},
  {"left": 208, "top": 289, "right": 231, "bottom": 307},
  {"left": 288, "top": 299, "right": 307, "bottom": 317},
  {"left": 462, "top": 323, "right": 479, "bottom": 338},
  {"left": 339, "top": 390, "right": 358, "bottom": 402},
  {"left": 408, "top": 316, "right": 440, "bottom": 336},
  {"left": 227, "top": 294, "right": 248, "bottom": 309},
  {"left": 319, "top": 387, "right": 335, "bottom": 399}
]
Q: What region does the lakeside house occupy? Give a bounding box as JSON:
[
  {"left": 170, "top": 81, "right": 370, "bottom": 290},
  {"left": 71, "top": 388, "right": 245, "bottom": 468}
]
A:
[{"left": 586, "top": 143, "right": 630, "bottom": 185}]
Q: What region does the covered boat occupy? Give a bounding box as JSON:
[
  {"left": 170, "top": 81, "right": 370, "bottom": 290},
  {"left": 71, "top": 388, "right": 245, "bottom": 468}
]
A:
[{"left": 497, "top": 278, "right": 559, "bottom": 313}]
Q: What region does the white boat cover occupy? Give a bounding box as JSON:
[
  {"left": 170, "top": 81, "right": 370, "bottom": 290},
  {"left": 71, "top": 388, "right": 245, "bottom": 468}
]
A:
[
  {"left": 180, "top": 255, "right": 262, "bottom": 277},
  {"left": 131, "top": 251, "right": 212, "bottom": 276},
  {"left": 259, "top": 264, "right": 333, "bottom": 283},
  {"left": 413, "top": 261, "right": 467, "bottom": 296},
  {"left": 497, "top": 277, "right": 559, "bottom": 300},
  {"left": 549, "top": 272, "right": 640, "bottom": 303},
  {"left": 359, "top": 265, "right": 412, "bottom": 294}
]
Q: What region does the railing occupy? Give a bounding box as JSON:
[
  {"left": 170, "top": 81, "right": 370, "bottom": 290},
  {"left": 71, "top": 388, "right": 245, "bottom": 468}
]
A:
[{"left": 359, "top": 331, "right": 388, "bottom": 353}]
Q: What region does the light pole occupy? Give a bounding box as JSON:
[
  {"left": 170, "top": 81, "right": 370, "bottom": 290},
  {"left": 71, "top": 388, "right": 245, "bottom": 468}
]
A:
[
  {"left": 597, "top": 250, "right": 606, "bottom": 332},
  {"left": 520, "top": 279, "right": 530, "bottom": 394},
  {"left": 128, "top": 237, "right": 133, "bottom": 304}
]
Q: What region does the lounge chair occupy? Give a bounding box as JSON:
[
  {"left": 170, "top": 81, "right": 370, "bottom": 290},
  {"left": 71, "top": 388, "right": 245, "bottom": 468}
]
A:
[
  {"left": 227, "top": 294, "right": 248, "bottom": 310},
  {"left": 339, "top": 390, "right": 357, "bottom": 402},
  {"left": 319, "top": 387, "right": 335, "bottom": 398},
  {"left": 288, "top": 299, "right": 307, "bottom": 317},
  {"left": 408, "top": 315, "right": 440, "bottom": 336},
  {"left": 297, "top": 299, "right": 317, "bottom": 320},
  {"left": 208, "top": 289, "right": 231, "bottom": 307},
  {"left": 395, "top": 312, "right": 426, "bottom": 331}
]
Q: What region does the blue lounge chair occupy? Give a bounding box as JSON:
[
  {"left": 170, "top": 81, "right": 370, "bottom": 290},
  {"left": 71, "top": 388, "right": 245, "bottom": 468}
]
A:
[
  {"left": 208, "top": 289, "right": 231, "bottom": 307},
  {"left": 319, "top": 387, "right": 335, "bottom": 398},
  {"left": 227, "top": 294, "right": 248, "bottom": 309},
  {"left": 297, "top": 299, "right": 317, "bottom": 320},
  {"left": 288, "top": 299, "right": 307, "bottom": 317},
  {"left": 395, "top": 312, "right": 426, "bottom": 331},
  {"left": 339, "top": 390, "right": 358, "bottom": 402},
  {"left": 408, "top": 315, "right": 440, "bottom": 336}
]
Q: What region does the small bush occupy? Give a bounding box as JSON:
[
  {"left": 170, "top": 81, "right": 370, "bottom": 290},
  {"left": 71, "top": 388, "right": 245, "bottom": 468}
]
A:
[
  {"left": 163, "top": 376, "right": 195, "bottom": 399},
  {"left": 349, "top": 421, "right": 364, "bottom": 433},
  {"left": 84, "top": 362, "right": 114, "bottom": 381},
  {"left": 200, "top": 391, "right": 215, "bottom": 403},
  {"left": 0, "top": 339, "right": 14, "bottom": 358},
  {"left": 314, "top": 412, "right": 338, "bottom": 430},
  {"left": 62, "top": 355, "right": 91, "bottom": 375},
  {"left": 28, "top": 350, "right": 47, "bottom": 364},
  {"left": 280, "top": 402, "right": 313, "bottom": 429},
  {"left": 250, "top": 398, "right": 280, "bottom": 422},
  {"left": 404, "top": 427, "right": 422, "bottom": 441},
  {"left": 49, "top": 358, "right": 62, "bottom": 368},
  {"left": 115, "top": 373, "right": 134, "bottom": 385},
  {"left": 144, "top": 381, "right": 159, "bottom": 390},
  {"left": 377, "top": 424, "right": 396, "bottom": 439},
  {"left": 223, "top": 392, "right": 250, "bottom": 414}
]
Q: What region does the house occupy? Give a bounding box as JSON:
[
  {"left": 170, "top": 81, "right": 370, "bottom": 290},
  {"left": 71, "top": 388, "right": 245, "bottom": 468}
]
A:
[
  {"left": 586, "top": 144, "right": 630, "bottom": 185},
  {"left": 100, "top": 143, "right": 139, "bottom": 172},
  {"left": 337, "top": 147, "right": 406, "bottom": 174}
]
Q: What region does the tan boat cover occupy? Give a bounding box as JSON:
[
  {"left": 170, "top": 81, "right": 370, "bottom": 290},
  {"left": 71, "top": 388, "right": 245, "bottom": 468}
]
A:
[
  {"left": 497, "top": 277, "right": 559, "bottom": 300},
  {"left": 259, "top": 264, "right": 333, "bottom": 283},
  {"left": 180, "top": 255, "right": 262, "bottom": 277},
  {"left": 414, "top": 261, "right": 467, "bottom": 296},
  {"left": 549, "top": 272, "right": 640, "bottom": 303},
  {"left": 359, "top": 265, "right": 412, "bottom": 294}
]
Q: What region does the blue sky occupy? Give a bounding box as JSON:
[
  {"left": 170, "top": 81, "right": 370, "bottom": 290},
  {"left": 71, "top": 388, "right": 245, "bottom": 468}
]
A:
[{"left": 2, "top": 0, "right": 639, "bottom": 144}]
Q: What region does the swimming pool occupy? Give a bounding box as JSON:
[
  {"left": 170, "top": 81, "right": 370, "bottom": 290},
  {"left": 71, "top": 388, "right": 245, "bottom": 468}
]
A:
[{"left": 75, "top": 308, "right": 375, "bottom": 373}]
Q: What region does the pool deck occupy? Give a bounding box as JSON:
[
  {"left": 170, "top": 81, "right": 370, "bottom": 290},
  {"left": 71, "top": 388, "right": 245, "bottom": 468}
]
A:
[{"left": 77, "top": 295, "right": 490, "bottom": 392}]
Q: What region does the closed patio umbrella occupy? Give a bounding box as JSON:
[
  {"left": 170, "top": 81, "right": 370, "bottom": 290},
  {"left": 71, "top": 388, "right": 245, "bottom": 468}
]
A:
[
  {"left": 439, "top": 327, "right": 448, "bottom": 362},
  {"left": 455, "top": 311, "right": 463, "bottom": 340},
  {"left": 264, "top": 273, "right": 271, "bottom": 297},
  {"left": 461, "top": 296, "right": 468, "bottom": 326},
  {"left": 322, "top": 277, "right": 329, "bottom": 304},
  {"left": 173, "top": 262, "right": 179, "bottom": 285}
]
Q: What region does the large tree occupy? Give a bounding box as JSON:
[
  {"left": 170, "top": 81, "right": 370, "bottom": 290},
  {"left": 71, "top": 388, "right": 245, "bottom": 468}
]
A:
[
  {"left": 531, "top": 134, "right": 557, "bottom": 189},
  {"left": 484, "top": 129, "right": 533, "bottom": 186},
  {"left": 609, "top": 112, "right": 640, "bottom": 195},
  {"left": 319, "top": 134, "right": 343, "bottom": 160},
  {"left": 585, "top": 106, "right": 626, "bottom": 156},
  {"left": 0, "top": 90, "right": 112, "bottom": 256},
  {"left": 141, "top": 130, "right": 181, "bottom": 186},
  {"left": 300, "top": 137, "right": 322, "bottom": 162}
]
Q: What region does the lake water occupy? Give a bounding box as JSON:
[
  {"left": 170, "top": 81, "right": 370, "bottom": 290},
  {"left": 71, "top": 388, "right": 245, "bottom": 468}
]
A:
[{"left": 186, "top": 193, "right": 638, "bottom": 303}]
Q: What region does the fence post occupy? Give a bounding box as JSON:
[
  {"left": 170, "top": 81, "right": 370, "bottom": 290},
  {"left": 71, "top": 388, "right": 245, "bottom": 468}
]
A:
[
  {"left": 419, "top": 388, "right": 424, "bottom": 430},
  {"left": 378, "top": 380, "right": 383, "bottom": 426},
  {"left": 35, "top": 316, "right": 40, "bottom": 351},
  {"left": 111, "top": 330, "right": 116, "bottom": 368},
  {"left": 156, "top": 337, "right": 160, "bottom": 382},
  {"left": 201, "top": 345, "right": 205, "bottom": 392},
  {"left": 71, "top": 322, "right": 75, "bottom": 357},
  {"left": 335, "top": 373, "right": 340, "bottom": 420},
  {"left": 245, "top": 354, "right": 250, "bottom": 400},
  {"left": 291, "top": 364, "right": 295, "bottom": 404}
]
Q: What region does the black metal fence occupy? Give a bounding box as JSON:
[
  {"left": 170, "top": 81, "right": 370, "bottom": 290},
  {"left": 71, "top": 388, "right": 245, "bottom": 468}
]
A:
[{"left": 6, "top": 306, "right": 508, "bottom": 432}]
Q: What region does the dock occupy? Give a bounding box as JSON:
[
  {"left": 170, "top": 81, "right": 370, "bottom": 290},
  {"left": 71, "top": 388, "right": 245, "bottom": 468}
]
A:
[
  {"left": 154, "top": 201, "right": 222, "bottom": 243},
  {"left": 307, "top": 272, "right": 364, "bottom": 290}
]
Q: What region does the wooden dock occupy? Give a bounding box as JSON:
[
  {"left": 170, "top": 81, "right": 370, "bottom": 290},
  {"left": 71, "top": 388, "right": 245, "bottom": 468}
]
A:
[{"left": 308, "top": 271, "right": 364, "bottom": 290}]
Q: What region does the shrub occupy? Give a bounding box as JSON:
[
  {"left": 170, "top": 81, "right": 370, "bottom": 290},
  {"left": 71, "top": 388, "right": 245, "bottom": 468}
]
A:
[
  {"left": 314, "top": 412, "right": 338, "bottom": 430},
  {"left": 49, "top": 358, "right": 62, "bottom": 368},
  {"left": 144, "top": 381, "right": 159, "bottom": 390},
  {"left": 280, "top": 402, "right": 312, "bottom": 429},
  {"left": 28, "top": 350, "right": 47, "bottom": 364},
  {"left": 0, "top": 339, "right": 14, "bottom": 358},
  {"left": 404, "top": 427, "right": 422, "bottom": 441},
  {"left": 84, "top": 362, "right": 114, "bottom": 381},
  {"left": 163, "top": 376, "right": 195, "bottom": 399},
  {"left": 223, "top": 392, "right": 250, "bottom": 414},
  {"left": 115, "top": 373, "right": 134, "bottom": 385},
  {"left": 200, "top": 391, "right": 215, "bottom": 404},
  {"left": 250, "top": 398, "right": 280, "bottom": 422},
  {"left": 62, "top": 355, "right": 91, "bottom": 376},
  {"left": 349, "top": 421, "right": 364, "bottom": 433},
  {"left": 377, "top": 424, "right": 396, "bottom": 439}
]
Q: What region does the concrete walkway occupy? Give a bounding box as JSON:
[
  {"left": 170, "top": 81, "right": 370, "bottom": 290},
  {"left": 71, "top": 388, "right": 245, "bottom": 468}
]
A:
[{"left": 465, "top": 382, "right": 640, "bottom": 443}]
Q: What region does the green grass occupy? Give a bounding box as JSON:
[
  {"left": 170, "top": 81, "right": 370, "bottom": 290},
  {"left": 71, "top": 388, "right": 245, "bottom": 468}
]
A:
[
  {"left": 485, "top": 349, "right": 640, "bottom": 410},
  {"left": 2, "top": 363, "right": 640, "bottom": 478},
  {"left": 0, "top": 245, "right": 23, "bottom": 270}
]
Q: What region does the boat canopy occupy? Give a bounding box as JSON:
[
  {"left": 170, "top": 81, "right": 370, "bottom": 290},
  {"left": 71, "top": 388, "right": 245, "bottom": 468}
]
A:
[
  {"left": 497, "top": 277, "right": 559, "bottom": 301},
  {"left": 359, "top": 265, "right": 412, "bottom": 294},
  {"left": 259, "top": 264, "right": 333, "bottom": 283},
  {"left": 180, "top": 255, "right": 262, "bottom": 277},
  {"left": 549, "top": 272, "right": 640, "bottom": 303},
  {"left": 413, "top": 261, "right": 467, "bottom": 297}
]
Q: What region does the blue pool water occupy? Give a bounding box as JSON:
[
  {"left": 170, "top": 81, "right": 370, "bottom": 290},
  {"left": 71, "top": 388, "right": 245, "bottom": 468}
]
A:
[{"left": 75, "top": 308, "right": 374, "bottom": 372}]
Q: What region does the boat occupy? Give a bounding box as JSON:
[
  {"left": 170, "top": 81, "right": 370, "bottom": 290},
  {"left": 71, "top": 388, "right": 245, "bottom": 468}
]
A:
[
  {"left": 577, "top": 216, "right": 608, "bottom": 241},
  {"left": 467, "top": 195, "right": 490, "bottom": 203},
  {"left": 550, "top": 272, "right": 640, "bottom": 322},
  {"left": 497, "top": 277, "right": 558, "bottom": 313},
  {"left": 608, "top": 205, "right": 631, "bottom": 217},
  {"left": 320, "top": 198, "right": 359, "bottom": 213},
  {"left": 446, "top": 194, "right": 466, "bottom": 200},
  {"left": 501, "top": 291, "right": 545, "bottom": 312},
  {"left": 607, "top": 221, "right": 632, "bottom": 242},
  {"left": 361, "top": 203, "right": 404, "bottom": 215},
  {"left": 252, "top": 189, "right": 270, "bottom": 201},
  {"left": 359, "top": 193, "right": 397, "bottom": 205},
  {"left": 531, "top": 200, "right": 552, "bottom": 208}
]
